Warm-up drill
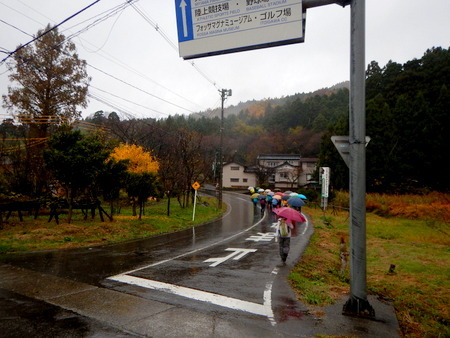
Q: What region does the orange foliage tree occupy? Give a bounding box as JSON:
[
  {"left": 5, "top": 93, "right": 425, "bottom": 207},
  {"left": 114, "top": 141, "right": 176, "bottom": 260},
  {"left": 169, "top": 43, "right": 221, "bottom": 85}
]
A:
[{"left": 110, "top": 144, "right": 159, "bottom": 174}]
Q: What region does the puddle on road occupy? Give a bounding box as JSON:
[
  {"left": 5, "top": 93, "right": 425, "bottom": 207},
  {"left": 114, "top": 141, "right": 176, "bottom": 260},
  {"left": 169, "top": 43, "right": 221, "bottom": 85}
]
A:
[{"left": 273, "top": 296, "right": 309, "bottom": 322}]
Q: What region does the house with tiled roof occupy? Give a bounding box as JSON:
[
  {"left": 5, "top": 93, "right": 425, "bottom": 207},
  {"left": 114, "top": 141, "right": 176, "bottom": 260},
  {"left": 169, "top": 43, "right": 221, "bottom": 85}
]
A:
[{"left": 222, "top": 155, "right": 318, "bottom": 189}]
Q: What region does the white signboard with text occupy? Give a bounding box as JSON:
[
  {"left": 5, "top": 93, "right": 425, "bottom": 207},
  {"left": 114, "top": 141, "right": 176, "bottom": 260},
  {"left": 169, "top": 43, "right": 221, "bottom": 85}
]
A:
[{"left": 175, "top": 0, "right": 305, "bottom": 59}]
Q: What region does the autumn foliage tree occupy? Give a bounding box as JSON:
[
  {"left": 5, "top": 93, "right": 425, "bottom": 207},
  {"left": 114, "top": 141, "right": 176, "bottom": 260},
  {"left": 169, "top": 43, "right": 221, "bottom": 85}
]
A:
[
  {"left": 110, "top": 143, "right": 160, "bottom": 216},
  {"left": 110, "top": 143, "right": 159, "bottom": 174}
]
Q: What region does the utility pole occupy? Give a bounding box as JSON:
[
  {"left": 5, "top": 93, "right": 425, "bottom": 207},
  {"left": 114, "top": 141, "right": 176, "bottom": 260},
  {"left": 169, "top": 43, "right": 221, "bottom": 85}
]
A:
[{"left": 218, "top": 88, "right": 231, "bottom": 210}]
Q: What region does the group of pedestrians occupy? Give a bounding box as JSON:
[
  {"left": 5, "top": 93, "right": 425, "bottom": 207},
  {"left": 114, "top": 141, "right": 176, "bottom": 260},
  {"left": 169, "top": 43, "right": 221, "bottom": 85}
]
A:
[{"left": 249, "top": 187, "right": 307, "bottom": 264}]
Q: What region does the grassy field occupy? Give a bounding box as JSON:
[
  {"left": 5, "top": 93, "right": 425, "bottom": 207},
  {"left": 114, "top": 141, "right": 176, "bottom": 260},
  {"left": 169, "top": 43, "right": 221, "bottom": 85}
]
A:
[
  {"left": 290, "top": 192, "right": 449, "bottom": 337},
  {"left": 0, "top": 196, "right": 223, "bottom": 253}
]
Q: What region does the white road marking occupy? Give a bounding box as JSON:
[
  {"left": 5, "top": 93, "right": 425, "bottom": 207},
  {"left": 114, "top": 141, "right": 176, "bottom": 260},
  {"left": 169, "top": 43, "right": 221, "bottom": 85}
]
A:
[
  {"left": 301, "top": 213, "right": 309, "bottom": 235},
  {"left": 107, "top": 199, "right": 310, "bottom": 323},
  {"left": 108, "top": 274, "right": 274, "bottom": 318},
  {"left": 204, "top": 248, "right": 257, "bottom": 267},
  {"left": 264, "top": 267, "right": 279, "bottom": 326},
  {"left": 115, "top": 199, "right": 266, "bottom": 276},
  {"left": 246, "top": 232, "right": 276, "bottom": 242}
]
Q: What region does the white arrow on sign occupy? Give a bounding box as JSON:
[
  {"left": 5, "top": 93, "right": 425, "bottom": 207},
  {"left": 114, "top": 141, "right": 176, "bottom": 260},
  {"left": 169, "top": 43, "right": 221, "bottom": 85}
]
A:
[
  {"left": 180, "top": 0, "right": 188, "bottom": 38},
  {"left": 204, "top": 248, "right": 257, "bottom": 267}
]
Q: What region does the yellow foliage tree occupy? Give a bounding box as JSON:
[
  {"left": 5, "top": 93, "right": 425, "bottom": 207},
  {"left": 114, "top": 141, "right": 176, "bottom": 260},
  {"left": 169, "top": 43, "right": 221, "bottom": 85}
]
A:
[{"left": 110, "top": 144, "right": 159, "bottom": 174}]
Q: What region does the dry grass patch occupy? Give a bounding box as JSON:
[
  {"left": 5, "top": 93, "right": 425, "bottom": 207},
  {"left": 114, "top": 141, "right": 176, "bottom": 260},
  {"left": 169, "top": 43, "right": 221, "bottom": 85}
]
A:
[{"left": 291, "top": 193, "right": 450, "bottom": 337}]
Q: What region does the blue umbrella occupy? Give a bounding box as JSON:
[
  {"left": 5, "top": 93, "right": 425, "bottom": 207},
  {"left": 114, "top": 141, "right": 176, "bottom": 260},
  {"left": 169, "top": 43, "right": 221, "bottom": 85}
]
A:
[
  {"left": 298, "top": 194, "right": 307, "bottom": 200},
  {"left": 287, "top": 196, "right": 305, "bottom": 207}
]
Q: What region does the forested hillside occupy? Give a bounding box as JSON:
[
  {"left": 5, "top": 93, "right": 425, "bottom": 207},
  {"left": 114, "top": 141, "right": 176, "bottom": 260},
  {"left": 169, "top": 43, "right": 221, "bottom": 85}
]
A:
[
  {"left": 320, "top": 47, "right": 449, "bottom": 192},
  {"left": 84, "top": 47, "right": 448, "bottom": 193}
]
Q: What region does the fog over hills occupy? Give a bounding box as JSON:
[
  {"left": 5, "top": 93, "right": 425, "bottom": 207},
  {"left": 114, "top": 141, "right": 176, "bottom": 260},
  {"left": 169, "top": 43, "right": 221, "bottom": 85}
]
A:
[{"left": 194, "top": 80, "right": 350, "bottom": 119}]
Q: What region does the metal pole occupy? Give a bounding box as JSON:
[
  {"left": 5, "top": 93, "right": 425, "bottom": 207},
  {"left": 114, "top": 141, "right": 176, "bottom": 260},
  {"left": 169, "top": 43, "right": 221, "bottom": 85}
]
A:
[
  {"left": 218, "top": 89, "right": 225, "bottom": 209},
  {"left": 192, "top": 189, "right": 197, "bottom": 221},
  {"left": 343, "top": 0, "right": 374, "bottom": 317}
]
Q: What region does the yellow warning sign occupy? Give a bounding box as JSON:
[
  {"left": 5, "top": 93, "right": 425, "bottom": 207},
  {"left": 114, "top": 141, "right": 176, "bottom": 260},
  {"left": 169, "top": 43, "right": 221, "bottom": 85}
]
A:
[{"left": 192, "top": 182, "right": 200, "bottom": 190}]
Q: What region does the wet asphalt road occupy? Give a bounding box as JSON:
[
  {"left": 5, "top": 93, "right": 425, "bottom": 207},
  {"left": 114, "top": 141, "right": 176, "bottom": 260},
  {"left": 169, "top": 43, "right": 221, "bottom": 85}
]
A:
[{"left": 0, "top": 191, "right": 400, "bottom": 337}]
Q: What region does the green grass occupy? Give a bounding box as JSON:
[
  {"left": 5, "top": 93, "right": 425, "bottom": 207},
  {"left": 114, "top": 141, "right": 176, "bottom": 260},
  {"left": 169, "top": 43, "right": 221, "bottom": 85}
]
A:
[
  {"left": 291, "top": 203, "right": 450, "bottom": 337},
  {"left": 0, "top": 196, "right": 223, "bottom": 253}
]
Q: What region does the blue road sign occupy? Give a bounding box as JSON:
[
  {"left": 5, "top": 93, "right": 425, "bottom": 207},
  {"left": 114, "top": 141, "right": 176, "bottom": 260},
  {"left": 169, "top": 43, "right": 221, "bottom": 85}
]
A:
[
  {"left": 174, "top": 0, "right": 305, "bottom": 59},
  {"left": 175, "top": 0, "right": 194, "bottom": 42}
]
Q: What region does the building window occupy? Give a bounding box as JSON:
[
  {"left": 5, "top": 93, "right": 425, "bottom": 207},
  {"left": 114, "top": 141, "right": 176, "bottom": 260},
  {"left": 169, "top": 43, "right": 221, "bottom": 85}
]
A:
[
  {"left": 306, "top": 162, "right": 316, "bottom": 167},
  {"left": 243, "top": 178, "right": 248, "bottom": 183},
  {"left": 230, "top": 166, "right": 240, "bottom": 170},
  {"left": 279, "top": 172, "right": 288, "bottom": 178},
  {"left": 230, "top": 178, "right": 239, "bottom": 182}
]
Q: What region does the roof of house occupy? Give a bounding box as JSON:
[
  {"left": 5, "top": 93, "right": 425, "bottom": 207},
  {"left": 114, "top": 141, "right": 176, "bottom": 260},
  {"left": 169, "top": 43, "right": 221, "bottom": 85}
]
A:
[
  {"left": 257, "top": 154, "right": 301, "bottom": 161},
  {"left": 223, "top": 161, "right": 244, "bottom": 167},
  {"left": 300, "top": 158, "right": 319, "bottom": 162},
  {"left": 223, "top": 162, "right": 257, "bottom": 173}
]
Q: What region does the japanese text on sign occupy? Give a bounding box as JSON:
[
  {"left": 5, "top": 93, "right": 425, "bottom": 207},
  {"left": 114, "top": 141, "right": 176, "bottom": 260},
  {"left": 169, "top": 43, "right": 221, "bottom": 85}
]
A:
[
  {"left": 191, "top": 0, "right": 302, "bottom": 39},
  {"left": 176, "top": 0, "right": 304, "bottom": 59}
]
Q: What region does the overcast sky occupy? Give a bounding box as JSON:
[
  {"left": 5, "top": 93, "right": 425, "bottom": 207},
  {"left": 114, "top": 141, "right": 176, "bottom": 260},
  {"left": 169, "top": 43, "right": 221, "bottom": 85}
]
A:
[{"left": 1, "top": 0, "right": 449, "bottom": 120}]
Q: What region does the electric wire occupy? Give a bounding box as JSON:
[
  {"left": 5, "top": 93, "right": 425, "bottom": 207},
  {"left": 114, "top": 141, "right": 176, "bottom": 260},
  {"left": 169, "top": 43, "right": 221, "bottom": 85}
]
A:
[
  {"left": 88, "top": 63, "right": 195, "bottom": 114},
  {"left": 1, "top": 1, "right": 221, "bottom": 122},
  {"left": 130, "top": 3, "right": 221, "bottom": 91},
  {"left": 0, "top": 19, "right": 32, "bottom": 38},
  {"left": 1, "top": 2, "right": 203, "bottom": 117},
  {"left": 0, "top": 0, "right": 102, "bottom": 65},
  {"left": 90, "top": 85, "right": 170, "bottom": 117},
  {"left": 61, "top": 1, "right": 139, "bottom": 44},
  {"left": 0, "top": 1, "right": 43, "bottom": 27}
]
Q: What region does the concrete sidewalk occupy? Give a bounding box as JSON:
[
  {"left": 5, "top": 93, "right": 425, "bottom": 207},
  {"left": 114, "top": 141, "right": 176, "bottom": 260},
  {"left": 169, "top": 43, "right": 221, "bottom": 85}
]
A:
[{"left": 0, "top": 264, "right": 400, "bottom": 337}]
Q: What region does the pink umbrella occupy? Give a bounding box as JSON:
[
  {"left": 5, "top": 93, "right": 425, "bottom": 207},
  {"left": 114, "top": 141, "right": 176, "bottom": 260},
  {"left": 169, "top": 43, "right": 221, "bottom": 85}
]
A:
[{"left": 273, "top": 207, "right": 306, "bottom": 222}]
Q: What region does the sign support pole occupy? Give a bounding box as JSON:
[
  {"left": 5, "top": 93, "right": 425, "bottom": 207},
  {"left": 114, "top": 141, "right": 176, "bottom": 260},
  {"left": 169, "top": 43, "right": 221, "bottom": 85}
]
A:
[
  {"left": 192, "top": 188, "right": 197, "bottom": 221},
  {"left": 218, "top": 90, "right": 224, "bottom": 210},
  {"left": 343, "top": 0, "right": 374, "bottom": 317}
]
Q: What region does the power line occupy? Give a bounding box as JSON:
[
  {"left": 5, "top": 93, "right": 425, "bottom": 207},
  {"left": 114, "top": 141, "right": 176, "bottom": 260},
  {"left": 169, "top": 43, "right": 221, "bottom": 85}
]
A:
[
  {"left": 0, "top": 0, "right": 102, "bottom": 65},
  {"left": 90, "top": 85, "right": 170, "bottom": 117},
  {"left": 1, "top": 2, "right": 202, "bottom": 116},
  {"left": 61, "top": 1, "right": 139, "bottom": 44},
  {"left": 0, "top": 19, "right": 32, "bottom": 38},
  {"left": 88, "top": 93, "right": 140, "bottom": 120},
  {"left": 130, "top": 3, "right": 221, "bottom": 90},
  {"left": 88, "top": 63, "right": 195, "bottom": 114},
  {"left": 1, "top": 1, "right": 216, "bottom": 119}
]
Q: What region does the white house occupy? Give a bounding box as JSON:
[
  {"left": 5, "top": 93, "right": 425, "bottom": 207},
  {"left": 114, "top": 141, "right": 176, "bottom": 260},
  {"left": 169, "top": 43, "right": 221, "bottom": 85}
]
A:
[
  {"left": 256, "top": 154, "right": 318, "bottom": 189},
  {"left": 222, "top": 162, "right": 257, "bottom": 188},
  {"left": 221, "top": 155, "right": 318, "bottom": 189}
]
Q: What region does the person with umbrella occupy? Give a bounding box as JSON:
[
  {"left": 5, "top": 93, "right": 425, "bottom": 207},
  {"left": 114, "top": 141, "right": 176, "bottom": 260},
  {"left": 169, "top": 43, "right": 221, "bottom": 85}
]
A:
[
  {"left": 287, "top": 195, "right": 306, "bottom": 212},
  {"left": 258, "top": 194, "right": 267, "bottom": 215},
  {"left": 272, "top": 207, "right": 306, "bottom": 263},
  {"left": 276, "top": 217, "right": 294, "bottom": 263}
]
